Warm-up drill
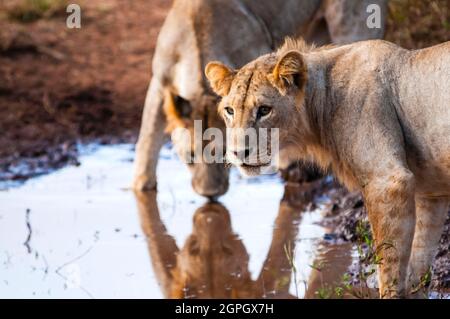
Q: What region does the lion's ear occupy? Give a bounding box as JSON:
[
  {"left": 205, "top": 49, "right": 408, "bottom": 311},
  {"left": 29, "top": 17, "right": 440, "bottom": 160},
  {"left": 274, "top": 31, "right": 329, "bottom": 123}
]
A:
[
  {"left": 205, "top": 62, "right": 236, "bottom": 97},
  {"left": 163, "top": 90, "right": 187, "bottom": 133},
  {"left": 269, "top": 50, "right": 307, "bottom": 95}
]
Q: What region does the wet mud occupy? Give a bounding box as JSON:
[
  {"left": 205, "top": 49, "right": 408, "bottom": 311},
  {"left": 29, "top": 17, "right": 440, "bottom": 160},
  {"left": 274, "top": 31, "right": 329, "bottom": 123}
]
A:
[{"left": 322, "top": 188, "right": 450, "bottom": 293}]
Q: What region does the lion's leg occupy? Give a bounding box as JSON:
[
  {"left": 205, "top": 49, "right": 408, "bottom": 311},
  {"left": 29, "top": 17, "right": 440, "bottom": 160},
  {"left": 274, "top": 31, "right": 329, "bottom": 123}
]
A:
[
  {"left": 407, "top": 197, "right": 448, "bottom": 298},
  {"left": 133, "top": 78, "right": 167, "bottom": 191},
  {"left": 364, "top": 169, "right": 416, "bottom": 298},
  {"left": 279, "top": 160, "right": 323, "bottom": 185}
]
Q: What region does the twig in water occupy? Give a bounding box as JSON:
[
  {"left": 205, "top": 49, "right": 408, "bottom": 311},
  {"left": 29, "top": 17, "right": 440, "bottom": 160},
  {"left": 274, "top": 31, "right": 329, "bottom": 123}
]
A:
[
  {"left": 23, "top": 209, "right": 32, "bottom": 254},
  {"left": 55, "top": 246, "right": 95, "bottom": 299}
]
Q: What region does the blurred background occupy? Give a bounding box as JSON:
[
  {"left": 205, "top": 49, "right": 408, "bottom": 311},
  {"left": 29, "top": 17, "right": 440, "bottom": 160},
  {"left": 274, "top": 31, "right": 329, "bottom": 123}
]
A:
[{"left": 0, "top": 0, "right": 449, "bottom": 182}]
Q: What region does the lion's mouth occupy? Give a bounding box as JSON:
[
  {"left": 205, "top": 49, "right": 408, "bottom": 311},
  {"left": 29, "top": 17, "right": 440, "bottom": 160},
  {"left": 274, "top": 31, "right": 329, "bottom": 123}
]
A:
[
  {"left": 241, "top": 163, "right": 264, "bottom": 168},
  {"left": 238, "top": 161, "right": 274, "bottom": 176}
]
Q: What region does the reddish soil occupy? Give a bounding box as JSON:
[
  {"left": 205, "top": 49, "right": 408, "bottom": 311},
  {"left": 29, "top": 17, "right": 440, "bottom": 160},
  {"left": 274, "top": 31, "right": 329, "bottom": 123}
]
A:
[{"left": 0, "top": 0, "right": 171, "bottom": 180}]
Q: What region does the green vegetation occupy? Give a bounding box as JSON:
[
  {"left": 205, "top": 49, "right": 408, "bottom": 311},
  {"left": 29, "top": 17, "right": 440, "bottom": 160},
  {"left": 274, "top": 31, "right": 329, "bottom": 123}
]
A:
[
  {"left": 284, "top": 241, "right": 299, "bottom": 298},
  {"left": 310, "top": 221, "right": 395, "bottom": 299},
  {"left": 7, "top": 0, "right": 69, "bottom": 23},
  {"left": 409, "top": 268, "right": 433, "bottom": 298}
]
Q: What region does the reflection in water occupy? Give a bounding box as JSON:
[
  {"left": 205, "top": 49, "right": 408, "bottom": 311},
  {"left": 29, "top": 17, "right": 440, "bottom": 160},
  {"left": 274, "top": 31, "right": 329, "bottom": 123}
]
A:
[
  {"left": 1, "top": 145, "right": 446, "bottom": 298},
  {"left": 304, "top": 242, "right": 353, "bottom": 299},
  {"left": 134, "top": 184, "right": 340, "bottom": 299}
]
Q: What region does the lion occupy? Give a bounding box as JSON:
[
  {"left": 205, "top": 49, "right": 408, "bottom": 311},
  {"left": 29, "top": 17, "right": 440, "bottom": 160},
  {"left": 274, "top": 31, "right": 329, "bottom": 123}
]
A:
[
  {"left": 134, "top": 185, "right": 316, "bottom": 298},
  {"left": 133, "top": 0, "right": 387, "bottom": 197},
  {"left": 205, "top": 38, "right": 450, "bottom": 298}
]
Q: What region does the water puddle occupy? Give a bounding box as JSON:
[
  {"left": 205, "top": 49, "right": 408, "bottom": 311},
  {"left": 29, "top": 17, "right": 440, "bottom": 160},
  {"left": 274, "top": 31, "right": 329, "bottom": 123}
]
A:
[{"left": 0, "top": 144, "right": 360, "bottom": 298}]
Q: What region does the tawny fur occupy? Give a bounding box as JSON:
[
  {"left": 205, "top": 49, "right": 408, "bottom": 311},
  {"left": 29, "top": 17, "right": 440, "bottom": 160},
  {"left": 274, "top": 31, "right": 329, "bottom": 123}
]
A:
[
  {"left": 132, "top": 0, "right": 388, "bottom": 196},
  {"left": 206, "top": 38, "right": 450, "bottom": 298}
]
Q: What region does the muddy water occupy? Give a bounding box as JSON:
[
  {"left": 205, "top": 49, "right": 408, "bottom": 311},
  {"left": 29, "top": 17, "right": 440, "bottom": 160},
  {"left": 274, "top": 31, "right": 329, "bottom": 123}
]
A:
[{"left": 0, "top": 144, "right": 353, "bottom": 299}]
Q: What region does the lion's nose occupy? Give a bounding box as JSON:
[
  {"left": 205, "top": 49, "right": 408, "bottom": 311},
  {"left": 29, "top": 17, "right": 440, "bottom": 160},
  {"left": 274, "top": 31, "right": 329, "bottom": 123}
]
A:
[{"left": 232, "top": 148, "right": 252, "bottom": 160}]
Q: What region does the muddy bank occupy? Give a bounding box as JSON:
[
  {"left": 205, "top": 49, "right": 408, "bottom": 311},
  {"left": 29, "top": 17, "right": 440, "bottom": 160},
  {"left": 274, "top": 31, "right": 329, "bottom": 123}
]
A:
[
  {"left": 321, "top": 186, "right": 450, "bottom": 292},
  {"left": 0, "top": 0, "right": 171, "bottom": 182}
]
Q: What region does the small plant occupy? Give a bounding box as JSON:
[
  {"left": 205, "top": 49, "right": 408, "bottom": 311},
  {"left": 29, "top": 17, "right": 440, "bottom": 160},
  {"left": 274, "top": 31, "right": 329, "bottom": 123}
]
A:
[
  {"left": 284, "top": 241, "right": 299, "bottom": 298},
  {"left": 8, "top": 0, "right": 68, "bottom": 23},
  {"left": 307, "top": 221, "right": 397, "bottom": 299},
  {"left": 312, "top": 267, "right": 348, "bottom": 299},
  {"left": 409, "top": 268, "right": 432, "bottom": 298},
  {"left": 309, "top": 260, "right": 326, "bottom": 295},
  {"left": 345, "top": 220, "right": 395, "bottom": 298},
  {"left": 334, "top": 286, "right": 344, "bottom": 298},
  {"left": 309, "top": 260, "right": 325, "bottom": 272},
  {"left": 341, "top": 273, "right": 353, "bottom": 291},
  {"left": 315, "top": 285, "right": 334, "bottom": 299}
]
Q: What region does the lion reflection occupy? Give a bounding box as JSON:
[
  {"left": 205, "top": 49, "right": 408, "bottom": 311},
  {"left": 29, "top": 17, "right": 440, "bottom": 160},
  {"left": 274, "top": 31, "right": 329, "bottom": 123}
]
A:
[{"left": 134, "top": 186, "right": 318, "bottom": 299}]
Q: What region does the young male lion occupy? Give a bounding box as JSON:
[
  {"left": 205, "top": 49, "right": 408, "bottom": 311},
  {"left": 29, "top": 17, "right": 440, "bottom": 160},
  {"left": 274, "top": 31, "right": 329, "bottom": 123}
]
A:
[
  {"left": 205, "top": 38, "right": 450, "bottom": 298},
  {"left": 133, "top": 0, "right": 388, "bottom": 197}
]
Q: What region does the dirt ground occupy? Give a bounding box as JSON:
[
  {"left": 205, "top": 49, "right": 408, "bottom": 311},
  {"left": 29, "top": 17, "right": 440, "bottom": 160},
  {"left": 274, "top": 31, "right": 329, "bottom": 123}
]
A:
[
  {"left": 320, "top": 186, "right": 450, "bottom": 293},
  {"left": 0, "top": 0, "right": 449, "bottom": 294},
  {"left": 0, "top": 0, "right": 170, "bottom": 180}
]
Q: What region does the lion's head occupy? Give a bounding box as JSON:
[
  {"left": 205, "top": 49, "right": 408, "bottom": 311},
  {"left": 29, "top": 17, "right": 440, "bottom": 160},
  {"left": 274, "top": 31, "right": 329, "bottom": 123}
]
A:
[
  {"left": 171, "top": 202, "right": 253, "bottom": 298},
  {"left": 205, "top": 39, "right": 314, "bottom": 177},
  {"left": 163, "top": 90, "right": 229, "bottom": 198}
]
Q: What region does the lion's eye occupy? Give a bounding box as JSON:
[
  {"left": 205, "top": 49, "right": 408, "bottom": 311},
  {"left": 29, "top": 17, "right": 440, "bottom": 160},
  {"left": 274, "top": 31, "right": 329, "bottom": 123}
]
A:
[
  {"left": 224, "top": 107, "right": 234, "bottom": 116},
  {"left": 257, "top": 105, "right": 272, "bottom": 118}
]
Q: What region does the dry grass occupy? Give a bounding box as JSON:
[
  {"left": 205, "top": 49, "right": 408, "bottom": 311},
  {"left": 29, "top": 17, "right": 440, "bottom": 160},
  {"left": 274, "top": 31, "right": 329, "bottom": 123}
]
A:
[
  {"left": 386, "top": 0, "right": 450, "bottom": 49},
  {"left": 4, "top": 0, "right": 69, "bottom": 23}
]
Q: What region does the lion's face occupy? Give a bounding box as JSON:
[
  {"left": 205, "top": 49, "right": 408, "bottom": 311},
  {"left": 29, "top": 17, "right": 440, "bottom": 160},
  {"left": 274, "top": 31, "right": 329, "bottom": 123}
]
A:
[
  {"left": 172, "top": 202, "right": 252, "bottom": 298},
  {"left": 164, "top": 92, "right": 229, "bottom": 198},
  {"left": 205, "top": 51, "right": 308, "bottom": 177}
]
